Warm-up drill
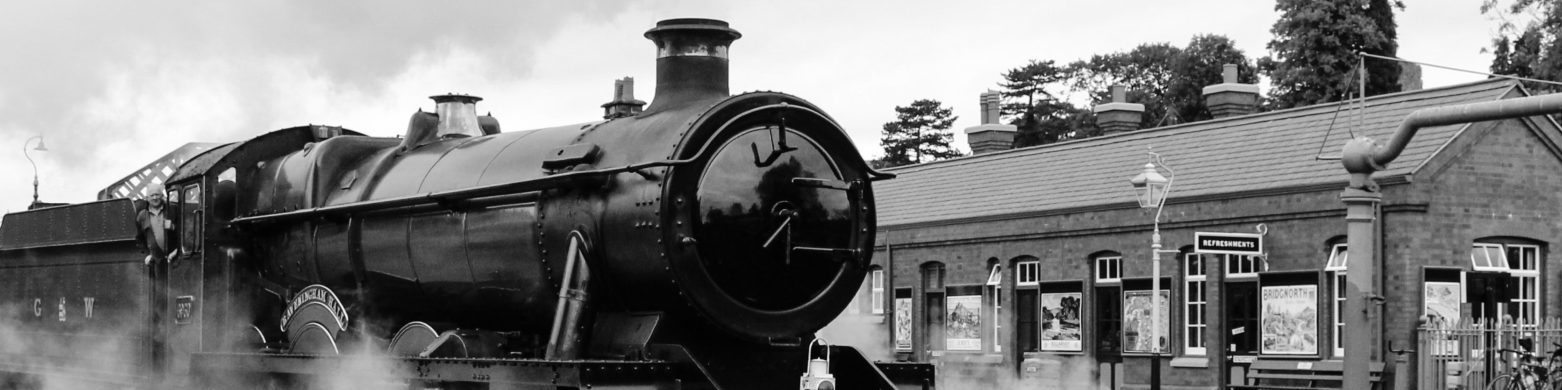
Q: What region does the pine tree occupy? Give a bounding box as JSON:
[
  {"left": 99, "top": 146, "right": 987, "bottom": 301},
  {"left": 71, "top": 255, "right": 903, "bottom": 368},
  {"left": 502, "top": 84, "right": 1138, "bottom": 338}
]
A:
[
  {"left": 998, "top": 60, "right": 1083, "bottom": 147},
  {"left": 876, "top": 99, "right": 962, "bottom": 168}
]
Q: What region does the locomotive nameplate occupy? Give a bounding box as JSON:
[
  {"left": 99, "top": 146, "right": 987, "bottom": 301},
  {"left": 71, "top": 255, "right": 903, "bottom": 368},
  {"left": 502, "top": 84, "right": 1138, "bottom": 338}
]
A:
[
  {"left": 280, "top": 284, "right": 348, "bottom": 332},
  {"left": 175, "top": 295, "right": 195, "bottom": 325}
]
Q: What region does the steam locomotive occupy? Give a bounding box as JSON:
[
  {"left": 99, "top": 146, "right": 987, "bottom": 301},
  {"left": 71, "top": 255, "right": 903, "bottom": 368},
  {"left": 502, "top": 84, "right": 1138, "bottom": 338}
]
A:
[{"left": 0, "top": 18, "right": 932, "bottom": 389}]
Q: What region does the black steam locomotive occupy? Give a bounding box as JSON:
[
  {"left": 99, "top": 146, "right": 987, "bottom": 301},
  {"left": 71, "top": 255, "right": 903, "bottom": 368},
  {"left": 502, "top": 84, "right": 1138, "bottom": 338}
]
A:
[{"left": 0, "top": 19, "right": 931, "bottom": 389}]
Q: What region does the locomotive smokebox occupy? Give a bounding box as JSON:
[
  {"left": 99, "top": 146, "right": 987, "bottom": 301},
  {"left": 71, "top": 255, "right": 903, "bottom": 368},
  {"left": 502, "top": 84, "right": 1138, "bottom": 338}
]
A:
[{"left": 644, "top": 18, "right": 741, "bottom": 112}]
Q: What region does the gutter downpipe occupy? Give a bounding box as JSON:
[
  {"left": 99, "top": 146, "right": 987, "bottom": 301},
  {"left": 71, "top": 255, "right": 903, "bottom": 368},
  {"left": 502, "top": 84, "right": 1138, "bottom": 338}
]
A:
[{"left": 1341, "top": 92, "right": 1562, "bottom": 389}]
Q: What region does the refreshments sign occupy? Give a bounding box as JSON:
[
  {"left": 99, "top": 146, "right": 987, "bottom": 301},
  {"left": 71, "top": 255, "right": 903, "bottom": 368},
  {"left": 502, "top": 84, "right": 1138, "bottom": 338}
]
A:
[{"left": 1195, "top": 232, "right": 1262, "bottom": 255}]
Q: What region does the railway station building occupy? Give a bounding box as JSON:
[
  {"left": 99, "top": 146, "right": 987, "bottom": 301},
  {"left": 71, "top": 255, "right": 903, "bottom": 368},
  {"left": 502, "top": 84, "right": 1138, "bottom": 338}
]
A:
[{"left": 837, "top": 77, "right": 1562, "bottom": 389}]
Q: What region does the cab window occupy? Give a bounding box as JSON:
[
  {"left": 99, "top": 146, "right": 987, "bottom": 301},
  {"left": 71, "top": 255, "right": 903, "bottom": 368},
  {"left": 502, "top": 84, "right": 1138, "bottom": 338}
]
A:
[{"left": 181, "top": 184, "right": 202, "bottom": 253}]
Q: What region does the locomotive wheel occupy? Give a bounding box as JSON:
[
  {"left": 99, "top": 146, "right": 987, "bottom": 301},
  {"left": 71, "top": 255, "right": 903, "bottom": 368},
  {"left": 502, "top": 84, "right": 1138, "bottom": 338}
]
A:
[
  {"left": 388, "top": 322, "right": 440, "bottom": 356},
  {"left": 288, "top": 322, "right": 340, "bottom": 355}
]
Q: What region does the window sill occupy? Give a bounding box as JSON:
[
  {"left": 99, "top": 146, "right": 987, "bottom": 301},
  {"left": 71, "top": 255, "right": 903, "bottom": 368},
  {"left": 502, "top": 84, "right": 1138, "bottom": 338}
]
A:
[{"left": 1171, "top": 356, "right": 1209, "bottom": 368}]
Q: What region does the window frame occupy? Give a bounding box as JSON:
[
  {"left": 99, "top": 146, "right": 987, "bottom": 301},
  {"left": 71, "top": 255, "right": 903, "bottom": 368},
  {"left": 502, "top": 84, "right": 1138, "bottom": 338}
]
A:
[
  {"left": 871, "top": 269, "right": 885, "bottom": 314},
  {"left": 1505, "top": 244, "right": 1540, "bottom": 326},
  {"left": 179, "top": 183, "right": 202, "bottom": 254},
  {"left": 1017, "top": 261, "right": 1040, "bottom": 286},
  {"left": 1183, "top": 253, "right": 1207, "bottom": 356},
  {"left": 1096, "top": 256, "right": 1122, "bottom": 283},
  {"left": 986, "top": 263, "right": 1002, "bottom": 353},
  {"left": 1225, "top": 254, "right": 1260, "bottom": 278}
]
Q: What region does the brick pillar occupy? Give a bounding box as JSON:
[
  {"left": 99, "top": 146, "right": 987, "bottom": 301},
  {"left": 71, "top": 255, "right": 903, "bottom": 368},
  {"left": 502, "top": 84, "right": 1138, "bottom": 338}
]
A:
[
  {"left": 1202, "top": 64, "right": 1259, "bottom": 119},
  {"left": 1094, "top": 85, "right": 1145, "bottom": 135},
  {"left": 965, "top": 90, "right": 1017, "bottom": 154}
]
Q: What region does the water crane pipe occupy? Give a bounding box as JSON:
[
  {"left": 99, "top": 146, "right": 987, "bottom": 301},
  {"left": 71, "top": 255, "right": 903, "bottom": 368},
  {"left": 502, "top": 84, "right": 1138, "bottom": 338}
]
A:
[{"left": 1341, "top": 92, "right": 1562, "bottom": 390}]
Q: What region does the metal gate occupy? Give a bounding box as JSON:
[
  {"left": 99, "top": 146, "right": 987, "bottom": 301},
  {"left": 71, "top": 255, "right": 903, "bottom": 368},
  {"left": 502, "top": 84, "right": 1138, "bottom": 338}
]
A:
[{"left": 1417, "top": 318, "right": 1562, "bottom": 389}]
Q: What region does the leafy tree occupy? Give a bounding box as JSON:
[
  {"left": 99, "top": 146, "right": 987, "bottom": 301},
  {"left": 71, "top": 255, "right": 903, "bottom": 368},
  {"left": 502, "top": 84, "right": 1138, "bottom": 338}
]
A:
[
  {"left": 1068, "top": 43, "right": 1182, "bottom": 128},
  {"left": 998, "top": 60, "right": 1086, "bottom": 147},
  {"left": 1484, "top": 0, "right": 1562, "bottom": 94},
  {"left": 1061, "top": 35, "right": 1255, "bottom": 130},
  {"left": 875, "top": 99, "right": 961, "bottom": 167},
  {"left": 1259, "top": 0, "right": 1403, "bottom": 110},
  {"left": 1169, "top": 35, "right": 1259, "bottom": 122}
]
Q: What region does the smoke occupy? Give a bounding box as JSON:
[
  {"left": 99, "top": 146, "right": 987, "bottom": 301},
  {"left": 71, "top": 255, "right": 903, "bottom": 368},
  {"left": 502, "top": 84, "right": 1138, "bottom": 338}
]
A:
[
  {"left": 816, "top": 315, "right": 892, "bottom": 361},
  {"left": 0, "top": 0, "right": 730, "bottom": 212},
  {"left": 0, "top": 300, "right": 150, "bottom": 390},
  {"left": 934, "top": 355, "right": 1099, "bottom": 390}
]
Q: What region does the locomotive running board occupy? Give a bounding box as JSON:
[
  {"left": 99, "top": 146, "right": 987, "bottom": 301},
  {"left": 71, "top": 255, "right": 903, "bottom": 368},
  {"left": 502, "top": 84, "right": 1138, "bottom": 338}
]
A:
[{"left": 189, "top": 352, "right": 704, "bottom": 389}]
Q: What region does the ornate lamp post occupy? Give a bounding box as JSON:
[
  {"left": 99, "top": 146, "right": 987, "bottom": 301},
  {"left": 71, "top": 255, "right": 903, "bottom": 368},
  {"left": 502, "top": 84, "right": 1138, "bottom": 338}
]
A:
[
  {"left": 23, "top": 136, "right": 48, "bottom": 207},
  {"left": 1129, "top": 151, "right": 1173, "bottom": 390}
]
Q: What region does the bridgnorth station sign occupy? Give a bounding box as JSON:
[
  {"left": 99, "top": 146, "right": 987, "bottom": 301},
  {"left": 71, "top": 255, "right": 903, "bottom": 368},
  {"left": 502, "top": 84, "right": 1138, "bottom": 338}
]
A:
[{"left": 1195, "top": 232, "right": 1263, "bottom": 256}]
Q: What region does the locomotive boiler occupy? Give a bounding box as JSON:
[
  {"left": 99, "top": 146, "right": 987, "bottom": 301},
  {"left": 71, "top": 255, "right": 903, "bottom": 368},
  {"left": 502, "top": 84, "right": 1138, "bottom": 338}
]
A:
[{"left": 0, "top": 18, "right": 930, "bottom": 390}]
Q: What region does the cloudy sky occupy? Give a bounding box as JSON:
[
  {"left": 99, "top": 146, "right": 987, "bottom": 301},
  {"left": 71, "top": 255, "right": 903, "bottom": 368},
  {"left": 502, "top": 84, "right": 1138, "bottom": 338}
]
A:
[{"left": 0, "top": 1, "right": 1508, "bottom": 211}]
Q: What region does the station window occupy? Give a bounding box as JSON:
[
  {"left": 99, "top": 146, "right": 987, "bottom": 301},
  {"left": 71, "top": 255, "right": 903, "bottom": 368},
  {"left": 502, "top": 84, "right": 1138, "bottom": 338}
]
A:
[
  {"left": 1470, "top": 243, "right": 1509, "bottom": 272},
  {"left": 1016, "top": 261, "right": 1040, "bottom": 286},
  {"left": 1096, "top": 256, "right": 1122, "bottom": 283},
  {"left": 986, "top": 262, "right": 1002, "bottom": 353},
  {"left": 1184, "top": 253, "right": 1207, "bottom": 355},
  {"left": 871, "top": 268, "right": 885, "bottom": 314},
  {"left": 1471, "top": 243, "right": 1541, "bottom": 325},
  {"left": 1226, "top": 254, "right": 1261, "bottom": 277},
  {"left": 1324, "top": 244, "right": 1348, "bottom": 358}
]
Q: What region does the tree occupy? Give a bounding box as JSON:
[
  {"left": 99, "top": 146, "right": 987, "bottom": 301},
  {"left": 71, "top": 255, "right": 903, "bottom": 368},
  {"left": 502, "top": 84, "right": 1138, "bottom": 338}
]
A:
[
  {"left": 1484, "top": 0, "right": 1562, "bottom": 94},
  {"left": 876, "top": 99, "right": 961, "bottom": 168},
  {"left": 1072, "top": 36, "right": 1257, "bottom": 127},
  {"left": 1259, "top": 0, "right": 1404, "bottom": 110},
  {"left": 1169, "top": 35, "right": 1259, "bottom": 122},
  {"left": 1068, "top": 43, "right": 1182, "bottom": 129},
  {"left": 998, "top": 60, "right": 1085, "bottom": 147}
]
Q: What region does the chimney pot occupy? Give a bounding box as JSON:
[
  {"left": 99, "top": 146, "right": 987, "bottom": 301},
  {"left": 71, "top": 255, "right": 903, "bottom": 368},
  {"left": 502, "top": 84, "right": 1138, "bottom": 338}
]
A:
[
  {"left": 966, "top": 91, "right": 1016, "bottom": 154},
  {"left": 1093, "top": 85, "right": 1145, "bottom": 135},
  {"left": 1203, "top": 64, "right": 1260, "bottom": 118}
]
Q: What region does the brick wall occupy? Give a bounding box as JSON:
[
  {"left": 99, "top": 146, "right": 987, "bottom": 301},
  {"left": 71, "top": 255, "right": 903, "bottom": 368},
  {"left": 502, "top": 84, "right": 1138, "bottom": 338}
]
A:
[{"left": 859, "top": 116, "right": 1562, "bottom": 389}]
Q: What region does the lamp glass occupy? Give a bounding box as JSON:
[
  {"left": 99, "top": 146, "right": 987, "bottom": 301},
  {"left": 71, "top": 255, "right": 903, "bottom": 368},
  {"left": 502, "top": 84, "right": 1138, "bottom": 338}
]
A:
[{"left": 1129, "top": 162, "right": 1169, "bottom": 208}]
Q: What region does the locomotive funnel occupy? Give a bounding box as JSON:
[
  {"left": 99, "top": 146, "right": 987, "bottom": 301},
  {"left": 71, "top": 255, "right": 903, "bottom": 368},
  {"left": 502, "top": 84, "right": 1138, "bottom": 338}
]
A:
[
  {"left": 431, "top": 94, "right": 486, "bottom": 139},
  {"left": 644, "top": 18, "right": 741, "bottom": 113}
]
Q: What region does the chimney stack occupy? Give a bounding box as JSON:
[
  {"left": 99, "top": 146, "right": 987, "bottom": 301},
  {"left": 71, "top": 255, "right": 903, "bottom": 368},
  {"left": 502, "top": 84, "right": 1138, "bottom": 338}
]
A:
[
  {"left": 1094, "top": 85, "right": 1144, "bottom": 135},
  {"left": 601, "top": 77, "right": 648, "bottom": 119},
  {"left": 1202, "top": 64, "right": 1260, "bottom": 118},
  {"left": 643, "top": 18, "right": 742, "bottom": 113},
  {"left": 964, "top": 90, "right": 1017, "bottom": 154}
]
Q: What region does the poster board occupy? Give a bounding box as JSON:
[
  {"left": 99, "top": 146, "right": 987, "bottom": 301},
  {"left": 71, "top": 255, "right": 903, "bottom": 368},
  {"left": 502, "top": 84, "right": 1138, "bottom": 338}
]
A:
[
  {"left": 945, "top": 295, "right": 982, "bottom": 351},
  {"left": 1040, "top": 292, "right": 1082, "bottom": 351},
  {"left": 1260, "top": 285, "right": 1318, "bottom": 355},
  {"left": 1122, "top": 290, "right": 1169, "bottom": 353},
  {"left": 1424, "top": 281, "right": 1462, "bottom": 355},
  {"left": 894, "top": 298, "right": 912, "bottom": 350}
]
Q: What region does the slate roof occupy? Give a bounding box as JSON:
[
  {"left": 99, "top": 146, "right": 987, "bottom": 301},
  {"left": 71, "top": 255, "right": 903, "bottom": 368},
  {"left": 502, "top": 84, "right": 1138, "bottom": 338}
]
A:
[{"left": 876, "top": 79, "right": 1524, "bottom": 227}]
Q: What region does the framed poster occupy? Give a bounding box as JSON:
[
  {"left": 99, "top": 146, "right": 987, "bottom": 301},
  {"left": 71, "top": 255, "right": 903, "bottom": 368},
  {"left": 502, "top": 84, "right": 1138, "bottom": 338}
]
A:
[
  {"left": 1424, "top": 281, "right": 1462, "bottom": 355},
  {"left": 1260, "top": 285, "right": 1318, "bottom": 355},
  {"left": 1122, "top": 290, "right": 1169, "bottom": 353},
  {"left": 1424, "top": 282, "right": 1461, "bottom": 328},
  {"left": 945, "top": 295, "right": 982, "bottom": 351},
  {"left": 1040, "top": 292, "right": 1082, "bottom": 351},
  {"left": 894, "top": 298, "right": 912, "bottom": 350}
]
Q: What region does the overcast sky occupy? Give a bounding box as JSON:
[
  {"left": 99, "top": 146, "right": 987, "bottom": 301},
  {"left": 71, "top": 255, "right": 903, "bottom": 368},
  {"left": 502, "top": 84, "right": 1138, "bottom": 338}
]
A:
[{"left": 0, "top": 1, "right": 1508, "bottom": 211}]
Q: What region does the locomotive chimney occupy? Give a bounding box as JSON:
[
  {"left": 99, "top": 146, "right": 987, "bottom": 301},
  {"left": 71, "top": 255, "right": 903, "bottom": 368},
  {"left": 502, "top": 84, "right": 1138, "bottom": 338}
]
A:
[
  {"left": 431, "top": 94, "right": 485, "bottom": 138},
  {"left": 643, "top": 18, "right": 742, "bottom": 113}
]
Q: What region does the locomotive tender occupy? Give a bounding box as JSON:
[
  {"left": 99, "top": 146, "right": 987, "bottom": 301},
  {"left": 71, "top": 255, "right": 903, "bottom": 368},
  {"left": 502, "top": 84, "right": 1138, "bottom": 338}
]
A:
[{"left": 0, "top": 18, "right": 931, "bottom": 389}]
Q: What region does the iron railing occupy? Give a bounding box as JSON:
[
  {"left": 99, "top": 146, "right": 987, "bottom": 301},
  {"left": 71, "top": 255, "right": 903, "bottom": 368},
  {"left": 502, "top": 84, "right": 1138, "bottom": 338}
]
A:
[{"left": 1418, "top": 318, "right": 1562, "bottom": 390}]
